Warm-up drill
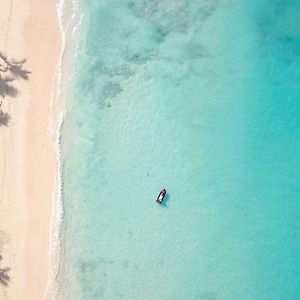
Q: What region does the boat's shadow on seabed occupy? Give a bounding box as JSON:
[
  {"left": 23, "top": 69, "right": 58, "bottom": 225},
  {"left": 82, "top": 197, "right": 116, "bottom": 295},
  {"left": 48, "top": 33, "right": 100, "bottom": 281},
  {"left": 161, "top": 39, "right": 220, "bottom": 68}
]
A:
[{"left": 161, "top": 193, "right": 170, "bottom": 208}]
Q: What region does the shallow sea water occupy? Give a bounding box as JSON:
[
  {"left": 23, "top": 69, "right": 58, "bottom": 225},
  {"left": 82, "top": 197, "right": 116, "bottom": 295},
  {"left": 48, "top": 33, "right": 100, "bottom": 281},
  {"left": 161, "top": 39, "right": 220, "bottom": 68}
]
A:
[{"left": 58, "top": 1, "right": 300, "bottom": 299}]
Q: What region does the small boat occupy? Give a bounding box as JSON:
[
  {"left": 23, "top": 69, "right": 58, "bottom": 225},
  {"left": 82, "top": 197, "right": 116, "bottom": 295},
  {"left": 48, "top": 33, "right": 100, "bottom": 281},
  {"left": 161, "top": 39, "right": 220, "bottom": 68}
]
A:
[{"left": 156, "top": 189, "right": 167, "bottom": 204}]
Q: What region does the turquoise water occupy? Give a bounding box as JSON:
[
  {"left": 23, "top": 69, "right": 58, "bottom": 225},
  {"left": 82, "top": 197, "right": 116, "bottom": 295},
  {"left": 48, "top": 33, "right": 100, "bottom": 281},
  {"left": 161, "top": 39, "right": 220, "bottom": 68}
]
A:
[{"left": 58, "top": 1, "right": 300, "bottom": 299}]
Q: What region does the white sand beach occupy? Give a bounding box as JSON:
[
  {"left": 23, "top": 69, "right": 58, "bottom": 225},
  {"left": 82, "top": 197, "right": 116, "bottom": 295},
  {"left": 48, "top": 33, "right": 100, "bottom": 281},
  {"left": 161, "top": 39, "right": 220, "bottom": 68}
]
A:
[{"left": 0, "top": 1, "right": 61, "bottom": 299}]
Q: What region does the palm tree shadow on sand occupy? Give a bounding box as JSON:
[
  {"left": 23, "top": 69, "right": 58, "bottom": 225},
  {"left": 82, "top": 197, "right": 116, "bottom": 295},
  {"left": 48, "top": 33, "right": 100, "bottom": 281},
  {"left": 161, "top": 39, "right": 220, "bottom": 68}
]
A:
[
  {"left": 0, "top": 255, "right": 10, "bottom": 287},
  {"left": 0, "top": 51, "right": 30, "bottom": 127},
  {"left": 0, "top": 110, "right": 10, "bottom": 127},
  {"left": 0, "top": 268, "right": 10, "bottom": 286}
]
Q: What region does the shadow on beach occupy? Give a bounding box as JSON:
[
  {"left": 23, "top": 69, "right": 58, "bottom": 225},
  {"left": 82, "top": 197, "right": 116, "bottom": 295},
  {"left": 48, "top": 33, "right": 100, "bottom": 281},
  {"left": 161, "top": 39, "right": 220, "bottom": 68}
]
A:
[
  {"left": 0, "top": 110, "right": 10, "bottom": 127},
  {"left": 0, "top": 51, "right": 30, "bottom": 127},
  {"left": 0, "top": 267, "right": 10, "bottom": 287},
  {"left": 0, "top": 255, "right": 10, "bottom": 287}
]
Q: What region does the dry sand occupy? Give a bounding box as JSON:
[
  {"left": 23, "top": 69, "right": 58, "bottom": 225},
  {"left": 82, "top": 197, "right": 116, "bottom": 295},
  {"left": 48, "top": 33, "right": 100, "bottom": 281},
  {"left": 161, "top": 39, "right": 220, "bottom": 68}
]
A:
[{"left": 0, "top": 1, "right": 61, "bottom": 299}]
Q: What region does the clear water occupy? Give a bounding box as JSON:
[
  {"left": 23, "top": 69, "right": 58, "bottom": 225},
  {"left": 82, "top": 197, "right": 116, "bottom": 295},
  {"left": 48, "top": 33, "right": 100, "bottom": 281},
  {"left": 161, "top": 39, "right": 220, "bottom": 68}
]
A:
[{"left": 58, "top": 1, "right": 300, "bottom": 299}]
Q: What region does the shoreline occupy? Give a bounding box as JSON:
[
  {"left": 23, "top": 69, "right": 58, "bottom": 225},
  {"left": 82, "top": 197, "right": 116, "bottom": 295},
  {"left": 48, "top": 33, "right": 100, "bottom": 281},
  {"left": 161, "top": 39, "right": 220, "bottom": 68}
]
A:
[
  {"left": 45, "top": 0, "right": 81, "bottom": 297},
  {"left": 0, "top": 1, "right": 62, "bottom": 299},
  {"left": 44, "top": 1, "right": 66, "bottom": 298}
]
